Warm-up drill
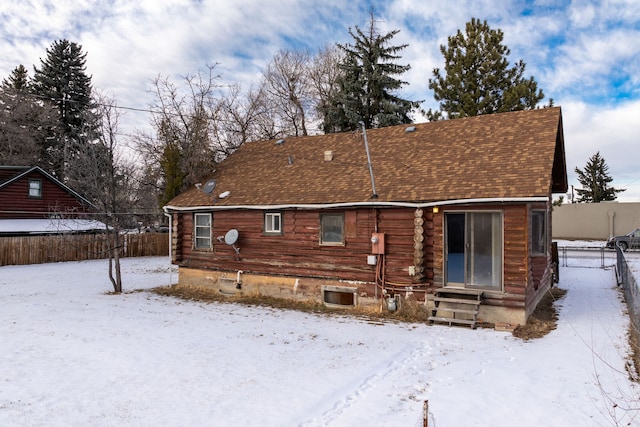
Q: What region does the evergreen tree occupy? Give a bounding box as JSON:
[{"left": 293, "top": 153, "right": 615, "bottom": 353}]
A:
[
  {"left": 322, "top": 14, "right": 420, "bottom": 132},
  {"left": 30, "top": 39, "right": 95, "bottom": 179},
  {"left": 574, "top": 152, "right": 625, "bottom": 203},
  {"left": 159, "top": 139, "right": 185, "bottom": 208},
  {"left": 427, "top": 18, "right": 546, "bottom": 120},
  {"left": 2, "top": 64, "right": 30, "bottom": 91},
  {"left": 0, "top": 65, "right": 57, "bottom": 166}
]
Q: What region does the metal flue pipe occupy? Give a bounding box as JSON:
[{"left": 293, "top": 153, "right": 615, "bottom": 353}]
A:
[{"left": 359, "top": 121, "right": 378, "bottom": 199}]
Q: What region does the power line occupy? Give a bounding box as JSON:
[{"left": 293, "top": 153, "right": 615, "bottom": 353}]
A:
[
  {"left": 0, "top": 210, "right": 163, "bottom": 216},
  {"left": 1, "top": 88, "right": 236, "bottom": 120},
  {"left": 2, "top": 89, "right": 164, "bottom": 116}
]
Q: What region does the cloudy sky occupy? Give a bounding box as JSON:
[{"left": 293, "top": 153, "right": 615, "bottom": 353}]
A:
[{"left": 1, "top": 0, "right": 639, "bottom": 201}]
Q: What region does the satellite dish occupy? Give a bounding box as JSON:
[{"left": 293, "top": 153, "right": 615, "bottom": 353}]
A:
[
  {"left": 202, "top": 179, "right": 217, "bottom": 194},
  {"left": 224, "top": 229, "right": 239, "bottom": 245}
]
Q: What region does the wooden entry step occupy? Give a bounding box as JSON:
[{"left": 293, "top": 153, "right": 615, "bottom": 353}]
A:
[{"left": 428, "top": 288, "right": 483, "bottom": 329}]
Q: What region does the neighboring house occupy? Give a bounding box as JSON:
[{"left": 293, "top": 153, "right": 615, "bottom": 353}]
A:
[
  {"left": 164, "top": 107, "right": 568, "bottom": 326},
  {"left": 0, "top": 165, "right": 103, "bottom": 235}
]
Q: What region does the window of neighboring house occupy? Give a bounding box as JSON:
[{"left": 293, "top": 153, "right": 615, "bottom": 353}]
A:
[
  {"left": 320, "top": 213, "right": 344, "bottom": 245},
  {"left": 194, "top": 213, "right": 212, "bottom": 249},
  {"left": 531, "top": 210, "right": 547, "bottom": 255},
  {"left": 264, "top": 212, "right": 282, "bottom": 235},
  {"left": 28, "top": 179, "right": 42, "bottom": 198}
]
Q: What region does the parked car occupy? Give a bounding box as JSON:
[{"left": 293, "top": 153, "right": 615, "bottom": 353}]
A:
[
  {"left": 142, "top": 225, "right": 169, "bottom": 233},
  {"left": 606, "top": 228, "right": 640, "bottom": 251}
]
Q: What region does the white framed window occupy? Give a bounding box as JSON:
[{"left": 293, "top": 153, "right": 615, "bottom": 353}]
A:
[
  {"left": 531, "top": 210, "right": 547, "bottom": 255},
  {"left": 264, "top": 212, "right": 282, "bottom": 234},
  {"left": 320, "top": 213, "right": 344, "bottom": 245},
  {"left": 194, "top": 213, "right": 212, "bottom": 249},
  {"left": 28, "top": 179, "right": 42, "bottom": 198}
]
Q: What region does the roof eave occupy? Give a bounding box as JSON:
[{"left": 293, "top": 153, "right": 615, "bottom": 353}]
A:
[{"left": 163, "top": 196, "right": 550, "bottom": 212}]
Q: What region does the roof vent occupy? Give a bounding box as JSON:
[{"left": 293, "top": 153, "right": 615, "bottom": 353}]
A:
[
  {"left": 405, "top": 126, "right": 416, "bottom": 133},
  {"left": 275, "top": 139, "right": 285, "bottom": 145},
  {"left": 324, "top": 150, "right": 333, "bottom": 161}
]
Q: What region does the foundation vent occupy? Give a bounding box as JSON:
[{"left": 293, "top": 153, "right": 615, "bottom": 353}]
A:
[{"left": 322, "top": 285, "right": 357, "bottom": 308}]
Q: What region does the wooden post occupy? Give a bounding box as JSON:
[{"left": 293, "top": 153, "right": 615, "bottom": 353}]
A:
[{"left": 423, "top": 400, "right": 429, "bottom": 427}]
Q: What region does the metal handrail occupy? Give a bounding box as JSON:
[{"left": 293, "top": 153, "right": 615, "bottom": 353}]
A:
[{"left": 557, "top": 245, "right": 608, "bottom": 268}]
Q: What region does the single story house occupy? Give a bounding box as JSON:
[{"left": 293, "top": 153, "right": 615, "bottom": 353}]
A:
[
  {"left": 164, "top": 107, "right": 568, "bottom": 326},
  {"left": 0, "top": 165, "right": 103, "bottom": 235}
]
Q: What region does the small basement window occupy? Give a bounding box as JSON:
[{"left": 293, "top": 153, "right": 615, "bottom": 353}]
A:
[{"left": 322, "top": 285, "right": 358, "bottom": 308}]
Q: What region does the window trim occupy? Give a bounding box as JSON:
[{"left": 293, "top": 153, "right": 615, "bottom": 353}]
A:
[
  {"left": 28, "top": 179, "right": 42, "bottom": 198},
  {"left": 194, "top": 213, "right": 212, "bottom": 250},
  {"left": 320, "top": 212, "right": 345, "bottom": 246},
  {"left": 531, "top": 209, "right": 547, "bottom": 256},
  {"left": 264, "top": 211, "right": 283, "bottom": 235}
]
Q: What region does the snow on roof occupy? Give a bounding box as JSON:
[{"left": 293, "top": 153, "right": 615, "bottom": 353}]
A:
[{"left": 0, "top": 218, "right": 107, "bottom": 234}]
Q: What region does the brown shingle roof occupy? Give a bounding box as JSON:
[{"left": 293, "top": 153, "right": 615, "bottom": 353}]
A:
[{"left": 167, "top": 107, "right": 566, "bottom": 208}]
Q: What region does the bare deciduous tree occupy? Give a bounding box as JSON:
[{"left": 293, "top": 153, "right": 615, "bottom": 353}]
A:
[
  {"left": 148, "top": 67, "right": 219, "bottom": 188},
  {"left": 137, "top": 65, "right": 282, "bottom": 208},
  {"left": 261, "top": 49, "right": 313, "bottom": 137},
  {"left": 307, "top": 45, "right": 344, "bottom": 133},
  {"left": 74, "top": 92, "right": 136, "bottom": 293},
  {"left": 214, "top": 84, "right": 275, "bottom": 155}
]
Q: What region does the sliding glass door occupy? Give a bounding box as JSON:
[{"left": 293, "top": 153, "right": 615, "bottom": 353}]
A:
[{"left": 445, "top": 212, "right": 503, "bottom": 291}]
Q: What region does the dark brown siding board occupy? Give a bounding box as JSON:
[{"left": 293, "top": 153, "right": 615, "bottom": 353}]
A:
[
  {"left": 345, "top": 210, "right": 357, "bottom": 238},
  {"left": 501, "top": 205, "right": 528, "bottom": 303}
]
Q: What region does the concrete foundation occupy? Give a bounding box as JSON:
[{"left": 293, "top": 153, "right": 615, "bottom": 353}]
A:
[
  {"left": 178, "top": 267, "right": 382, "bottom": 312},
  {"left": 178, "top": 267, "right": 529, "bottom": 325}
]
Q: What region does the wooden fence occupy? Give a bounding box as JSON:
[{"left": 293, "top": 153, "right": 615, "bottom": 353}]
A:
[{"left": 0, "top": 233, "right": 169, "bottom": 266}]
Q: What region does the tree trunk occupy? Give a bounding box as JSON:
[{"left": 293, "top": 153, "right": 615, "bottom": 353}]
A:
[
  {"left": 107, "top": 230, "right": 122, "bottom": 293},
  {"left": 113, "top": 233, "right": 122, "bottom": 293}
]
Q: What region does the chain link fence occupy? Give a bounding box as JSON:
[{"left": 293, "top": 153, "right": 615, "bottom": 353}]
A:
[{"left": 615, "top": 246, "right": 640, "bottom": 337}]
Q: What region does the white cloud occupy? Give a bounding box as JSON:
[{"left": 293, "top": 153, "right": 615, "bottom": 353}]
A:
[
  {"left": 560, "top": 99, "right": 640, "bottom": 201},
  {"left": 568, "top": 2, "right": 598, "bottom": 28}
]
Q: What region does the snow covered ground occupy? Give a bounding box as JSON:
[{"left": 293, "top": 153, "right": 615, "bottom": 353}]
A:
[{"left": 1, "top": 248, "right": 638, "bottom": 426}]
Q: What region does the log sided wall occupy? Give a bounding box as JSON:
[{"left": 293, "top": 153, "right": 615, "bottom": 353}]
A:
[
  {"left": 173, "top": 207, "right": 433, "bottom": 307},
  {"left": 173, "top": 202, "right": 553, "bottom": 324}
]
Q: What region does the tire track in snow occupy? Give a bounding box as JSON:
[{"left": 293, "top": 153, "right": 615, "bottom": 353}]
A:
[{"left": 299, "top": 341, "right": 430, "bottom": 426}]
